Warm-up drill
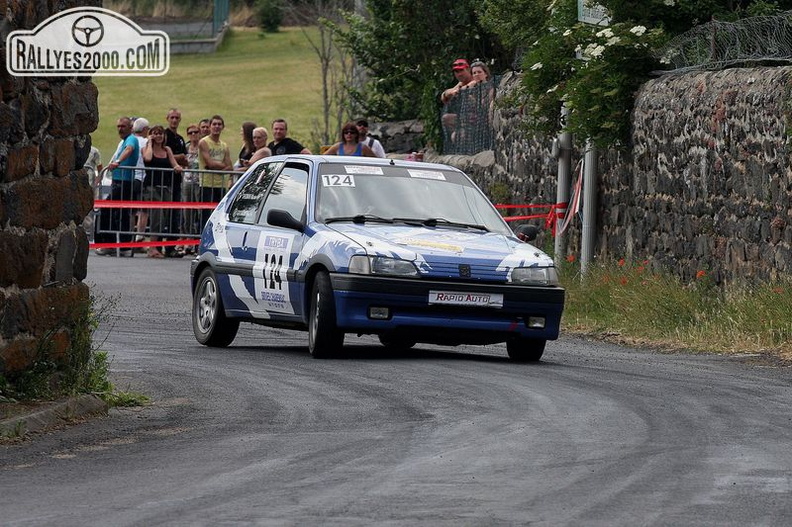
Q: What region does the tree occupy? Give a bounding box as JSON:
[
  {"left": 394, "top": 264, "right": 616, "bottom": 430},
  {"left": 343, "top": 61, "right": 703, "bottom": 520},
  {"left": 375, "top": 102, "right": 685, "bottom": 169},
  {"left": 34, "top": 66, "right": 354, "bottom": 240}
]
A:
[
  {"left": 328, "top": 0, "right": 510, "bottom": 149},
  {"left": 282, "top": 1, "right": 355, "bottom": 147}
]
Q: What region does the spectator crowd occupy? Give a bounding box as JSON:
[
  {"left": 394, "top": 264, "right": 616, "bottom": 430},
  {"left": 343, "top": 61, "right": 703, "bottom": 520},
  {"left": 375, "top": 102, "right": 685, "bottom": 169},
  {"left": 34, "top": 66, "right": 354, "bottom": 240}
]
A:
[{"left": 91, "top": 110, "right": 388, "bottom": 258}]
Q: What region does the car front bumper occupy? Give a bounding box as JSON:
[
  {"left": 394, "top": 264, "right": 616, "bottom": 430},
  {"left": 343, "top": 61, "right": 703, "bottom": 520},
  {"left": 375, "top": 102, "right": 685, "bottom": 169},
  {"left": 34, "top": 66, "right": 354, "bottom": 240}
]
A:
[{"left": 330, "top": 274, "right": 564, "bottom": 342}]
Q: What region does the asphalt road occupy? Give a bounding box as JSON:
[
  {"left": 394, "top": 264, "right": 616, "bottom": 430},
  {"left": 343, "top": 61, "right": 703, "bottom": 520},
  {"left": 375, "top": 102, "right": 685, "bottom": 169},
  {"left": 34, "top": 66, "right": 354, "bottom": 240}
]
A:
[{"left": 3, "top": 255, "right": 792, "bottom": 526}]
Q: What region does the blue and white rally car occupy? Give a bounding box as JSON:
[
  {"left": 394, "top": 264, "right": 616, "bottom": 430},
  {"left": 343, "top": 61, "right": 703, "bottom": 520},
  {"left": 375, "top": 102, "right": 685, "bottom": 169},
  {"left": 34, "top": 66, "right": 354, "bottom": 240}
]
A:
[{"left": 190, "top": 155, "right": 564, "bottom": 361}]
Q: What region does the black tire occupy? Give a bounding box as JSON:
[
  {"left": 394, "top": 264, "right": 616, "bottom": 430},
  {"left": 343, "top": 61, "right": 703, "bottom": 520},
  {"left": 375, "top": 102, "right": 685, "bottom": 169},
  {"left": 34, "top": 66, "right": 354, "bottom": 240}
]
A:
[
  {"left": 506, "top": 338, "right": 546, "bottom": 362},
  {"left": 308, "top": 272, "right": 344, "bottom": 358},
  {"left": 192, "top": 268, "right": 240, "bottom": 347},
  {"left": 378, "top": 334, "right": 416, "bottom": 351}
]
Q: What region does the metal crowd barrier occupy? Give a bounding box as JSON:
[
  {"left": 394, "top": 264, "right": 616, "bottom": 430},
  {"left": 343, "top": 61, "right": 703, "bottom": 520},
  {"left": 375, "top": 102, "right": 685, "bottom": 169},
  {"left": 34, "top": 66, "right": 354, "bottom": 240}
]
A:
[
  {"left": 90, "top": 165, "right": 239, "bottom": 254},
  {"left": 441, "top": 78, "right": 497, "bottom": 155}
]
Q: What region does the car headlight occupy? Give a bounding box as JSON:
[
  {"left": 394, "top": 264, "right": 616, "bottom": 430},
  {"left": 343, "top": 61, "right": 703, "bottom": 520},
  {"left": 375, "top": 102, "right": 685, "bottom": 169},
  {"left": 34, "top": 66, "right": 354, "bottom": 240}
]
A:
[
  {"left": 510, "top": 266, "right": 559, "bottom": 286},
  {"left": 349, "top": 255, "right": 419, "bottom": 277}
]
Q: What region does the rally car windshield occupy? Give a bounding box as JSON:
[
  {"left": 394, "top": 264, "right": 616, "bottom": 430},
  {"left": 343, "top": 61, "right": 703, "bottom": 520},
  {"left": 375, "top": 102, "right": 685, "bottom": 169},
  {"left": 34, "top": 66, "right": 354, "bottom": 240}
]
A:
[{"left": 315, "top": 164, "right": 512, "bottom": 236}]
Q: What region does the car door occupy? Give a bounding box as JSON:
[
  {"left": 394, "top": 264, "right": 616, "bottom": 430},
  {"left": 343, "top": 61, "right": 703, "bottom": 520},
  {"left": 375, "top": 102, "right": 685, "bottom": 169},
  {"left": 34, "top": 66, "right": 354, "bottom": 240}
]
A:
[
  {"left": 221, "top": 161, "right": 282, "bottom": 317},
  {"left": 249, "top": 161, "right": 310, "bottom": 318}
]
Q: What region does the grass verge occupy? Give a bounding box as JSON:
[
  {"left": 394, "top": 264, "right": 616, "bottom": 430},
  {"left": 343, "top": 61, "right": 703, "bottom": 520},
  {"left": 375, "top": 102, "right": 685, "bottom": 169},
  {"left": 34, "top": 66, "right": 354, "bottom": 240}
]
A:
[{"left": 560, "top": 257, "right": 792, "bottom": 360}]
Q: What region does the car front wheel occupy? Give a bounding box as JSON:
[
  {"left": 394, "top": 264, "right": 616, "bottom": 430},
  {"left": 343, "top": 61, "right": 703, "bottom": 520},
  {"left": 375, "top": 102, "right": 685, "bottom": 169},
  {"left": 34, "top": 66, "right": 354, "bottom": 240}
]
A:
[
  {"left": 193, "top": 268, "right": 239, "bottom": 347},
  {"left": 506, "top": 337, "right": 546, "bottom": 362},
  {"left": 308, "top": 272, "right": 344, "bottom": 358}
]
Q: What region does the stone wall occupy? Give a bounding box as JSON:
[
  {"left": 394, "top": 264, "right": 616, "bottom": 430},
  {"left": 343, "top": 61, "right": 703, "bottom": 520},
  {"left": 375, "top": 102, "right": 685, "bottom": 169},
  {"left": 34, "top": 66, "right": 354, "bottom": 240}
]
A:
[
  {"left": 0, "top": 1, "right": 99, "bottom": 378},
  {"left": 430, "top": 68, "right": 792, "bottom": 284},
  {"left": 369, "top": 120, "right": 424, "bottom": 154}
]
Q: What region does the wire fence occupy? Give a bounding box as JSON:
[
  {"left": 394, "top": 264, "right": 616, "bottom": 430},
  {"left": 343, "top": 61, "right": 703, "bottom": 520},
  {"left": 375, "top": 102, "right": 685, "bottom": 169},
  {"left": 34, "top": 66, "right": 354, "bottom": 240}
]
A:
[
  {"left": 655, "top": 11, "right": 792, "bottom": 73},
  {"left": 441, "top": 78, "right": 497, "bottom": 155}
]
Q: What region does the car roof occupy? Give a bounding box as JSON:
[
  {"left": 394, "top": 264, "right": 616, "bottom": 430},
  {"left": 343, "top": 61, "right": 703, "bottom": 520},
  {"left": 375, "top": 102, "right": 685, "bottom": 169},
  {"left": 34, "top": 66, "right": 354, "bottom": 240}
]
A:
[{"left": 255, "top": 154, "right": 459, "bottom": 173}]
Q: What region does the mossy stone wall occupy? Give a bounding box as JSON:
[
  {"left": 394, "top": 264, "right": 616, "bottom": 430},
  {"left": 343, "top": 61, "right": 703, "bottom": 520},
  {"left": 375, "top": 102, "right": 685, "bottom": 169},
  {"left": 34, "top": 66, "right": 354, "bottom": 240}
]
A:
[{"left": 0, "top": 0, "right": 100, "bottom": 377}]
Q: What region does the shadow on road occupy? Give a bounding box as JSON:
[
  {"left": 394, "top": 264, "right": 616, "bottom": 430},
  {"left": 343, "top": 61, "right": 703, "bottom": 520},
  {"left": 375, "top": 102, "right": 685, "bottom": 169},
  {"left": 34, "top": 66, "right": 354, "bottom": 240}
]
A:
[{"left": 224, "top": 342, "right": 564, "bottom": 366}]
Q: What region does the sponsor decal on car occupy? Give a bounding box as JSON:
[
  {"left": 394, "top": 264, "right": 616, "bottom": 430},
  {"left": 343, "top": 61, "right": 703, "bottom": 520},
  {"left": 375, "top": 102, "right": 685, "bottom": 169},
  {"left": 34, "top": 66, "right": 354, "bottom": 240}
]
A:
[
  {"left": 408, "top": 169, "right": 446, "bottom": 181},
  {"left": 344, "top": 165, "right": 383, "bottom": 174},
  {"left": 253, "top": 234, "right": 294, "bottom": 313},
  {"left": 428, "top": 291, "right": 505, "bottom": 308},
  {"left": 397, "top": 238, "right": 463, "bottom": 253}
]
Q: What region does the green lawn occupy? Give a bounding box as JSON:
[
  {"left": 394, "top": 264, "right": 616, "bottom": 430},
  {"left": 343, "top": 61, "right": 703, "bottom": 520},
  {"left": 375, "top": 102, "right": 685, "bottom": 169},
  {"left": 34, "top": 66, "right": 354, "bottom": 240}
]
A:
[{"left": 93, "top": 27, "right": 323, "bottom": 164}]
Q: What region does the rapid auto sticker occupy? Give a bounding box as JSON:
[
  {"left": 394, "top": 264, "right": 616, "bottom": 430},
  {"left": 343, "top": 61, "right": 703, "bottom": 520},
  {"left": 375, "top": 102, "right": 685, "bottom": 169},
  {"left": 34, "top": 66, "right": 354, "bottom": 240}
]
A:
[{"left": 253, "top": 233, "right": 294, "bottom": 314}]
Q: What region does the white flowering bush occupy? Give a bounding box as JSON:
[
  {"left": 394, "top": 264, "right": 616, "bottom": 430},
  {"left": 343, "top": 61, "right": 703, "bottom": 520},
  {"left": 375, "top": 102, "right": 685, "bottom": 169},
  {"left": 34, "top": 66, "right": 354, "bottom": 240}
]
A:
[
  {"left": 518, "top": 1, "right": 666, "bottom": 147},
  {"left": 480, "top": 0, "right": 792, "bottom": 147}
]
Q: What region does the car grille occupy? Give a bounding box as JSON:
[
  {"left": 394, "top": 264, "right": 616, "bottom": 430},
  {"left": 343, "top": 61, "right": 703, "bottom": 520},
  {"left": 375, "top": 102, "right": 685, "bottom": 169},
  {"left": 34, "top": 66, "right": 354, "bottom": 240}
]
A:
[{"left": 422, "top": 261, "right": 505, "bottom": 282}]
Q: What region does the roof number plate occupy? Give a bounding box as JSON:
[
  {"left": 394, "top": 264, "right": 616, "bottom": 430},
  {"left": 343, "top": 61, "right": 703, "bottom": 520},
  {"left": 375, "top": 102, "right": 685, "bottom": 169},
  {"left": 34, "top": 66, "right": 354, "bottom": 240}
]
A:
[
  {"left": 428, "top": 291, "right": 504, "bottom": 308},
  {"left": 322, "top": 174, "right": 355, "bottom": 187}
]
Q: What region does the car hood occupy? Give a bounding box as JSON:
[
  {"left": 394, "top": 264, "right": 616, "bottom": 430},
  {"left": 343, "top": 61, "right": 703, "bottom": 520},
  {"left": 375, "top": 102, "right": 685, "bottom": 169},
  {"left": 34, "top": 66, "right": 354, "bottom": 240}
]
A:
[{"left": 325, "top": 223, "right": 554, "bottom": 280}]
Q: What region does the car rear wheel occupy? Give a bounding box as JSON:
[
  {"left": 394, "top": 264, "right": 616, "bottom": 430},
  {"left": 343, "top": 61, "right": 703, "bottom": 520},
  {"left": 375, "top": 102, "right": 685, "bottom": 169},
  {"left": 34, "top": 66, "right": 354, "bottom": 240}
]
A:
[
  {"left": 308, "top": 272, "right": 344, "bottom": 358},
  {"left": 193, "top": 268, "right": 239, "bottom": 347},
  {"left": 506, "top": 338, "right": 546, "bottom": 362},
  {"left": 378, "top": 335, "right": 416, "bottom": 351}
]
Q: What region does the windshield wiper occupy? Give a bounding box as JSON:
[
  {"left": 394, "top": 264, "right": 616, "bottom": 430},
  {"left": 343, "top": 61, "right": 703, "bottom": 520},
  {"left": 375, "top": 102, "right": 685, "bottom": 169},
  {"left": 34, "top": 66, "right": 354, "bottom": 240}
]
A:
[
  {"left": 393, "top": 217, "right": 489, "bottom": 231},
  {"left": 325, "top": 214, "right": 394, "bottom": 224},
  {"left": 391, "top": 217, "right": 426, "bottom": 227}
]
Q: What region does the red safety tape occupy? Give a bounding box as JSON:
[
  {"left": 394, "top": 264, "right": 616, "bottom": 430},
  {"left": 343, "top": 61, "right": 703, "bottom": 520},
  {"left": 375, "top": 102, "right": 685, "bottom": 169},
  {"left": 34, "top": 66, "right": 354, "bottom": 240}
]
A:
[
  {"left": 497, "top": 203, "right": 556, "bottom": 224},
  {"left": 93, "top": 200, "right": 218, "bottom": 209},
  {"left": 503, "top": 214, "right": 548, "bottom": 222},
  {"left": 555, "top": 161, "right": 584, "bottom": 237},
  {"left": 495, "top": 203, "right": 554, "bottom": 210},
  {"left": 545, "top": 202, "right": 569, "bottom": 236},
  {"left": 90, "top": 239, "right": 200, "bottom": 250},
  {"left": 497, "top": 203, "right": 568, "bottom": 235}
]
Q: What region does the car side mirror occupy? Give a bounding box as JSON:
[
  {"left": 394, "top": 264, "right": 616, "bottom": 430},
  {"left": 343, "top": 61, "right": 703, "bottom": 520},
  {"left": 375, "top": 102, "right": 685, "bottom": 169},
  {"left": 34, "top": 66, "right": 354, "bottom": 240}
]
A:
[
  {"left": 267, "top": 209, "right": 304, "bottom": 232},
  {"left": 514, "top": 224, "right": 538, "bottom": 242}
]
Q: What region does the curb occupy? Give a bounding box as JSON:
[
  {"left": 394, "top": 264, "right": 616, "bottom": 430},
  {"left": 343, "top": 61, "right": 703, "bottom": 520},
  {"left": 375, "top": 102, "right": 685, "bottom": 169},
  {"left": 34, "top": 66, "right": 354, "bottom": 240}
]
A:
[{"left": 0, "top": 394, "right": 109, "bottom": 437}]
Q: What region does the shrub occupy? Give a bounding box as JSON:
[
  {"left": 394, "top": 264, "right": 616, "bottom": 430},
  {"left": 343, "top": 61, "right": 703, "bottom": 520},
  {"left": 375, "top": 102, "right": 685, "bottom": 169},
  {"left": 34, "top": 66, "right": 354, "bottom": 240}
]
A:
[
  {"left": 0, "top": 295, "right": 115, "bottom": 401},
  {"left": 257, "top": 0, "right": 283, "bottom": 33}
]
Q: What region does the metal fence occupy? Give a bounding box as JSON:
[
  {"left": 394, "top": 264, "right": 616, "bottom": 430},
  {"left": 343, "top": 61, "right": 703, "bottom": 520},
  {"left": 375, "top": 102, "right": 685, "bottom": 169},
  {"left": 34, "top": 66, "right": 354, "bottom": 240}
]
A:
[
  {"left": 89, "top": 166, "right": 238, "bottom": 253},
  {"left": 655, "top": 11, "right": 792, "bottom": 73},
  {"left": 441, "top": 78, "right": 497, "bottom": 155}
]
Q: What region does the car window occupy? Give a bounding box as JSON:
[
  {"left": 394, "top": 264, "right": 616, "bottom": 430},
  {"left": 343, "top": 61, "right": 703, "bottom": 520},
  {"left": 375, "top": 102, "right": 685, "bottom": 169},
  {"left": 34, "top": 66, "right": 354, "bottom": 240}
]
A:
[
  {"left": 315, "top": 163, "right": 511, "bottom": 235},
  {"left": 227, "top": 161, "right": 282, "bottom": 224},
  {"left": 258, "top": 162, "right": 309, "bottom": 226}
]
